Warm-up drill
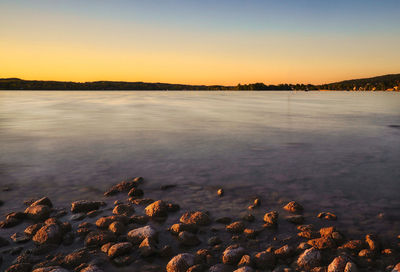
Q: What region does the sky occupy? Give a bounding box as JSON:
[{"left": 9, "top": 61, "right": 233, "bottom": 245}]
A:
[{"left": 1, "top": 0, "right": 400, "bottom": 85}]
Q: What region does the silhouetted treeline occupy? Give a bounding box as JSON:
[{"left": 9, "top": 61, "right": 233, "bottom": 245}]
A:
[{"left": 1, "top": 74, "right": 399, "bottom": 91}]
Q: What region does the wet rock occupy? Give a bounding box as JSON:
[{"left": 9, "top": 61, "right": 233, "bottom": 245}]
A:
[
  {"left": 320, "top": 226, "right": 336, "bottom": 237},
  {"left": 283, "top": 201, "right": 303, "bottom": 213},
  {"left": 127, "top": 225, "right": 158, "bottom": 244},
  {"left": 0, "top": 218, "right": 22, "bottom": 228},
  {"left": 328, "top": 256, "right": 348, "bottom": 272},
  {"left": 243, "top": 228, "right": 259, "bottom": 239},
  {"left": 297, "top": 248, "right": 322, "bottom": 270},
  {"left": 217, "top": 188, "right": 224, "bottom": 196},
  {"left": 145, "top": 200, "right": 168, "bottom": 218},
  {"left": 226, "top": 221, "right": 245, "bottom": 234},
  {"left": 87, "top": 210, "right": 102, "bottom": 218},
  {"left": 63, "top": 249, "right": 89, "bottom": 268},
  {"left": 139, "top": 237, "right": 158, "bottom": 257},
  {"left": 113, "top": 204, "right": 134, "bottom": 216},
  {"left": 286, "top": 215, "right": 304, "bottom": 224},
  {"left": 358, "top": 249, "right": 374, "bottom": 258},
  {"left": 71, "top": 200, "right": 104, "bottom": 213},
  {"left": 129, "top": 198, "right": 154, "bottom": 205},
  {"left": 187, "top": 264, "right": 204, "bottom": 272},
  {"left": 180, "top": 211, "right": 211, "bottom": 226},
  {"left": 308, "top": 237, "right": 336, "bottom": 250},
  {"left": 33, "top": 223, "right": 62, "bottom": 245},
  {"left": 108, "top": 221, "right": 126, "bottom": 235},
  {"left": 69, "top": 213, "right": 86, "bottom": 221},
  {"left": 222, "top": 245, "right": 246, "bottom": 265},
  {"left": 104, "top": 177, "right": 142, "bottom": 196},
  {"left": 32, "top": 267, "right": 69, "bottom": 272},
  {"left": 169, "top": 223, "right": 197, "bottom": 235},
  {"left": 234, "top": 267, "right": 254, "bottom": 272},
  {"left": 0, "top": 235, "right": 10, "bottom": 247},
  {"left": 5, "top": 263, "right": 32, "bottom": 272},
  {"left": 241, "top": 213, "right": 255, "bottom": 222},
  {"left": 263, "top": 211, "right": 279, "bottom": 227},
  {"left": 31, "top": 197, "right": 53, "bottom": 208},
  {"left": 108, "top": 242, "right": 132, "bottom": 258},
  {"left": 392, "top": 263, "right": 400, "bottom": 272},
  {"left": 318, "top": 212, "right": 337, "bottom": 220},
  {"left": 166, "top": 253, "right": 195, "bottom": 272},
  {"left": 178, "top": 231, "right": 201, "bottom": 246},
  {"left": 11, "top": 232, "right": 30, "bottom": 243},
  {"left": 208, "top": 236, "right": 222, "bottom": 246},
  {"left": 160, "top": 245, "right": 174, "bottom": 258},
  {"left": 128, "top": 187, "right": 144, "bottom": 197},
  {"left": 253, "top": 250, "right": 275, "bottom": 269},
  {"left": 298, "top": 231, "right": 319, "bottom": 239},
  {"left": 25, "top": 205, "right": 50, "bottom": 221},
  {"left": 84, "top": 230, "right": 115, "bottom": 247},
  {"left": 130, "top": 215, "right": 149, "bottom": 225}
]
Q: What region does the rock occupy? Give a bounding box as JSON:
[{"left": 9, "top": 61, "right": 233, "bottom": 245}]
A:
[
  {"left": 234, "top": 267, "right": 254, "bottom": 272},
  {"left": 226, "top": 221, "right": 245, "bottom": 234},
  {"left": 109, "top": 221, "right": 126, "bottom": 235},
  {"left": 283, "top": 201, "right": 303, "bottom": 213},
  {"left": 145, "top": 200, "right": 168, "bottom": 217},
  {"left": 5, "top": 263, "right": 32, "bottom": 272},
  {"left": 84, "top": 230, "right": 115, "bottom": 247},
  {"left": 243, "top": 228, "right": 259, "bottom": 239},
  {"left": 95, "top": 215, "right": 128, "bottom": 228},
  {"left": 139, "top": 237, "right": 158, "bottom": 257},
  {"left": 178, "top": 231, "right": 201, "bottom": 246},
  {"left": 32, "top": 223, "right": 62, "bottom": 245},
  {"left": 209, "top": 264, "right": 232, "bottom": 272},
  {"left": 71, "top": 200, "right": 104, "bottom": 213},
  {"left": 263, "top": 211, "right": 279, "bottom": 227},
  {"left": 320, "top": 226, "right": 336, "bottom": 237},
  {"left": 297, "top": 248, "right": 322, "bottom": 270},
  {"left": 160, "top": 245, "right": 174, "bottom": 258},
  {"left": 317, "top": 212, "right": 337, "bottom": 220},
  {"left": 180, "top": 211, "right": 211, "bottom": 226},
  {"left": 104, "top": 177, "right": 142, "bottom": 196},
  {"left": 187, "top": 264, "right": 204, "bottom": 272},
  {"left": 167, "top": 203, "right": 180, "bottom": 212},
  {"left": 298, "top": 231, "right": 319, "bottom": 239},
  {"left": 166, "top": 253, "right": 195, "bottom": 272},
  {"left": 127, "top": 225, "right": 158, "bottom": 244},
  {"left": 63, "top": 249, "right": 89, "bottom": 268},
  {"left": 108, "top": 242, "right": 133, "bottom": 258},
  {"left": 113, "top": 204, "right": 134, "bottom": 216},
  {"left": 358, "top": 249, "right": 374, "bottom": 258},
  {"left": 307, "top": 237, "right": 336, "bottom": 250},
  {"left": 69, "top": 213, "right": 86, "bottom": 221},
  {"left": 81, "top": 265, "right": 104, "bottom": 272},
  {"left": 365, "top": 234, "right": 379, "bottom": 251},
  {"left": 328, "top": 256, "right": 348, "bottom": 272},
  {"left": 31, "top": 197, "right": 53, "bottom": 208},
  {"left": 208, "top": 236, "right": 222, "bottom": 246},
  {"left": 11, "top": 232, "right": 30, "bottom": 243},
  {"left": 272, "top": 265, "right": 293, "bottom": 272},
  {"left": 32, "top": 267, "right": 69, "bottom": 272},
  {"left": 274, "top": 244, "right": 293, "bottom": 258},
  {"left": 238, "top": 255, "right": 252, "bottom": 267},
  {"left": 128, "top": 187, "right": 144, "bottom": 197},
  {"left": 169, "top": 223, "right": 197, "bottom": 235},
  {"left": 339, "top": 240, "right": 365, "bottom": 251},
  {"left": 241, "top": 214, "right": 255, "bottom": 222},
  {"left": 392, "top": 263, "right": 400, "bottom": 272},
  {"left": 113, "top": 255, "right": 134, "bottom": 266},
  {"left": 130, "top": 215, "right": 149, "bottom": 225},
  {"left": 216, "top": 217, "right": 232, "bottom": 224},
  {"left": 253, "top": 250, "right": 275, "bottom": 269},
  {"left": 217, "top": 188, "right": 224, "bottom": 196},
  {"left": 24, "top": 205, "right": 51, "bottom": 221},
  {"left": 344, "top": 262, "right": 358, "bottom": 272},
  {"left": 0, "top": 218, "right": 22, "bottom": 228},
  {"left": 222, "top": 245, "right": 246, "bottom": 265},
  {"left": 285, "top": 215, "right": 304, "bottom": 224}
]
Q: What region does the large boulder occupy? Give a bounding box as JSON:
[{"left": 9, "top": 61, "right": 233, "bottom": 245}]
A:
[
  {"left": 222, "top": 245, "right": 246, "bottom": 265},
  {"left": 32, "top": 223, "right": 62, "bottom": 245},
  {"left": 127, "top": 225, "right": 158, "bottom": 244},
  {"left": 24, "top": 205, "right": 51, "bottom": 221},
  {"left": 145, "top": 200, "right": 168, "bottom": 217},
  {"left": 166, "top": 253, "right": 195, "bottom": 272},
  {"left": 297, "top": 248, "right": 321, "bottom": 270}
]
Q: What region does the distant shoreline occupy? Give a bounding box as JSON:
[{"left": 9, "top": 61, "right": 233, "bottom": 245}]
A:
[{"left": 0, "top": 73, "right": 399, "bottom": 91}]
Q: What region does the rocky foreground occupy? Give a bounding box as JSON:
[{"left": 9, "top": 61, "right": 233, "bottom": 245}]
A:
[{"left": 0, "top": 177, "right": 399, "bottom": 272}]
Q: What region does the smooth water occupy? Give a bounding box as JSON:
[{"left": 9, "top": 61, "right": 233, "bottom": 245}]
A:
[{"left": 1, "top": 91, "right": 400, "bottom": 239}]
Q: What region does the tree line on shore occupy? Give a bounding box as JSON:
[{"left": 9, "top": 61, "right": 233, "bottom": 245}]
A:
[{"left": 0, "top": 74, "right": 399, "bottom": 91}]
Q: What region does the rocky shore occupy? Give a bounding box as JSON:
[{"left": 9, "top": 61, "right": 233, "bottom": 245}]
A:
[{"left": 0, "top": 177, "right": 399, "bottom": 272}]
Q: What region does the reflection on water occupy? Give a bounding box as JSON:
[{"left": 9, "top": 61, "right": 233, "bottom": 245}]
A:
[{"left": 0, "top": 91, "right": 400, "bottom": 238}]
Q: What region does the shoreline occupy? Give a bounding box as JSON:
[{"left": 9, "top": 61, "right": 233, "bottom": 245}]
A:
[{"left": 1, "top": 177, "right": 399, "bottom": 272}]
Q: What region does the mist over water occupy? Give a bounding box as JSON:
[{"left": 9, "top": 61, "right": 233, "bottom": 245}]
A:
[{"left": 1, "top": 91, "right": 400, "bottom": 239}]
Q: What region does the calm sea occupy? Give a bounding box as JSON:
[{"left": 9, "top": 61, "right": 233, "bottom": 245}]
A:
[{"left": 1, "top": 91, "right": 399, "bottom": 239}]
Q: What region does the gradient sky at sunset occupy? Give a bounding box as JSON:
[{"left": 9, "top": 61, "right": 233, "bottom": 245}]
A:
[{"left": 1, "top": 0, "right": 400, "bottom": 85}]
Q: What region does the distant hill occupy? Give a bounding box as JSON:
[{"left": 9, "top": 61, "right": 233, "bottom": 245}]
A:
[
  {"left": 319, "top": 74, "right": 400, "bottom": 91},
  {"left": 0, "top": 74, "right": 399, "bottom": 90}
]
